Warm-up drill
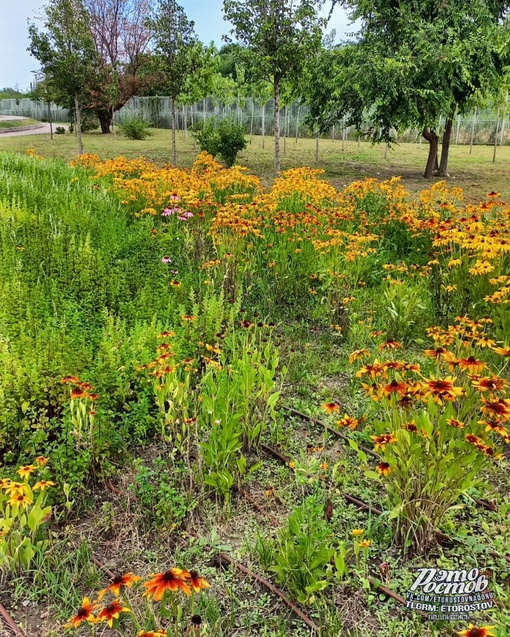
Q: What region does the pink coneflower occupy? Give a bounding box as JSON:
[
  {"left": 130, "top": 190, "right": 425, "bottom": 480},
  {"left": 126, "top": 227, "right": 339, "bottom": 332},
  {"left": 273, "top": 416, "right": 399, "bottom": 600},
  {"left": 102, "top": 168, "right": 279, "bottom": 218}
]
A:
[
  {"left": 177, "top": 211, "right": 193, "bottom": 221},
  {"left": 162, "top": 256, "right": 172, "bottom": 263},
  {"left": 162, "top": 206, "right": 180, "bottom": 216}
]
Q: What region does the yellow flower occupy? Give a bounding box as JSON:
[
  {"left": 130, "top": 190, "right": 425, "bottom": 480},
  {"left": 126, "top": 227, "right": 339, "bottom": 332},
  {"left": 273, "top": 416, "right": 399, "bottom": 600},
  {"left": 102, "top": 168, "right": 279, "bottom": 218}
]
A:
[
  {"left": 358, "top": 539, "right": 371, "bottom": 548},
  {"left": 352, "top": 529, "right": 364, "bottom": 536},
  {"left": 17, "top": 465, "right": 37, "bottom": 479},
  {"left": 9, "top": 492, "right": 33, "bottom": 509},
  {"left": 33, "top": 480, "right": 56, "bottom": 491}
]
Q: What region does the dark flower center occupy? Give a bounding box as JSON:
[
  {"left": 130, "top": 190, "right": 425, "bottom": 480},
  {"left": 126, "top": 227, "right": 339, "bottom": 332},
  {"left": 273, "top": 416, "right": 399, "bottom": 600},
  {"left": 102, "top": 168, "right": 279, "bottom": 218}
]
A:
[
  {"left": 191, "top": 615, "right": 202, "bottom": 625},
  {"left": 190, "top": 570, "right": 199, "bottom": 579},
  {"left": 163, "top": 571, "right": 177, "bottom": 582}
]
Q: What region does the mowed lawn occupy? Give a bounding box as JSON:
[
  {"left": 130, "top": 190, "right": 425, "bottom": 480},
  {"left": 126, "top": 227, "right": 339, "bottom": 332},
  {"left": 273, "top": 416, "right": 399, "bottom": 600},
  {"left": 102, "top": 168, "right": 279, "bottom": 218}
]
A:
[{"left": 1, "top": 127, "right": 510, "bottom": 199}]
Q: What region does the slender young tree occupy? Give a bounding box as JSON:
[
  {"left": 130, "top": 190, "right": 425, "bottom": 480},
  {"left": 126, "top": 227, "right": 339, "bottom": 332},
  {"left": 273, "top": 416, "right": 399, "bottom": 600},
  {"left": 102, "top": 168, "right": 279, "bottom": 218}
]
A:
[
  {"left": 149, "top": 0, "right": 199, "bottom": 165},
  {"left": 28, "top": 0, "right": 98, "bottom": 154},
  {"left": 223, "top": 0, "right": 327, "bottom": 174}
]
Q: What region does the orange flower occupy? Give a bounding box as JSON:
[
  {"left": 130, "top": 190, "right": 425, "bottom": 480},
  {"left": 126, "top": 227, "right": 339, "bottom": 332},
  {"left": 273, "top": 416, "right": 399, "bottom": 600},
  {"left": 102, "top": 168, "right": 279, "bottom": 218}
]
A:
[
  {"left": 158, "top": 331, "right": 175, "bottom": 338},
  {"left": 61, "top": 376, "right": 80, "bottom": 384},
  {"left": 336, "top": 414, "right": 361, "bottom": 429},
  {"left": 35, "top": 456, "right": 48, "bottom": 465},
  {"left": 481, "top": 397, "right": 510, "bottom": 421},
  {"left": 376, "top": 462, "right": 391, "bottom": 476},
  {"left": 493, "top": 346, "right": 510, "bottom": 357},
  {"left": 423, "top": 377, "right": 464, "bottom": 403},
  {"left": 71, "top": 387, "right": 85, "bottom": 399},
  {"left": 349, "top": 348, "right": 369, "bottom": 364},
  {"left": 65, "top": 597, "right": 98, "bottom": 628},
  {"left": 457, "top": 356, "right": 487, "bottom": 373},
  {"left": 371, "top": 433, "right": 397, "bottom": 452},
  {"left": 456, "top": 624, "right": 496, "bottom": 637},
  {"left": 471, "top": 376, "right": 507, "bottom": 392},
  {"left": 322, "top": 402, "right": 340, "bottom": 413},
  {"left": 96, "top": 600, "right": 130, "bottom": 628},
  {"left": 403, "top": 420, "right": 418, "bottom": 432},
  {"left": 144, "top": 569, "right": 191, "bottom": 600},
  {"left": 137, "top": 631, "right": 167, "bottom": 637},
  {"left": 189, "top": 570, "right": 211, "bottom": 592},
  {"left": 378, "top": 339, "right": 402, "bottom": 351},
  {"left": 98, "top": 572, "right": 141, "bottom": 599},
  {"left": 465, "top": 433, "right": 483, "bottom": 446},
  {"left": 181, "top": 315, "right": 197, "bottom": 322},
  {"left": 33, "top": 480, "right": 55, "bottom": 491},
  {"left": 424, "top": 347, "right": 451, "bottom": 360},
  {"left": 383, "top": 379, "right": 407, "bottom": 396},
  {"left": 358, "top": 539, "right": 371, "bottom": 548},
  {"left": 447, "top": 418, "right": 464, "bottom": 429}
]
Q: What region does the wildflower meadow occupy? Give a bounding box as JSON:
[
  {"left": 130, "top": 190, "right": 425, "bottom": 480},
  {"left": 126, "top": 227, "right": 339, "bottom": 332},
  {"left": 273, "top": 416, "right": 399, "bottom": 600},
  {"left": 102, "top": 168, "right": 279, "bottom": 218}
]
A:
[{"left": 0, "top": 149, "right": 508, "bottom": 636}]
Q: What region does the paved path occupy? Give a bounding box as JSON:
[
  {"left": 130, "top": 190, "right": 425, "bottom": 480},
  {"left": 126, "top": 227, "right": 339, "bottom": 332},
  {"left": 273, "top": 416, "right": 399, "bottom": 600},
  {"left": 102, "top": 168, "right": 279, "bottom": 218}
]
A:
[{"left": 0, "top": 116, "right": 65, "bottom": 137}]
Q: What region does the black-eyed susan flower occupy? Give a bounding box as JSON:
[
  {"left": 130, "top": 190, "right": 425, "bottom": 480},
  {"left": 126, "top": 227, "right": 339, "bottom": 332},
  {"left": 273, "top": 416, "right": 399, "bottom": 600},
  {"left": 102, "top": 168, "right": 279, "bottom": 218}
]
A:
[
  {"left": 96, "top": 600, "right": 130, "bottom": 628},
  {"left": 98, "top": 572, "right": 141, "bottom": 599},
  {"left": 61, "top": 376, "right": 80, "bottom": 384},
  {"left": 447, "top": 418, "right": 464, "bottom": 429},
  {"left": 9, "top": 492, "right": 33, "bottom": 509},
  {"left": 33, "top": 480, "right": 55, "bottom": 491},
  {"left": 17, "top": 465, "right": 37, "bottom": 479},
  {"left": 378, "top": 339, "right": 402, "bottom": 351},
  {"left": 493, "top": 346, "right": 510, "bottom": 357},
  {"left": 371, "top": 433, "right": 397, "bottom": 451},
  {"left": 481, "top": 397, "right": 510, "bottom": 420},
  {"left": 35, "top": 456, "right": 48, "bottom": 465},
  {"left": 471, "top": 376, "right": 507, "bottom": 392},
  {"left": 322, "top": 402, "right": 340, "bottom": 413},
  {"left": 336, "top": 414, "right": 361, "bottom": 430},
  {"left": 144, "top": 569, "right": 191, "bottom": 600},
  {"left": 352, "top": 529, "right": 364, "bottom": 536},
  {"left": 349, "top": 349, "right": 369, "bottom": 364},
  {"left": 383, "top": 379, "right": 407, "bottom": 396},
  {"left": 189, "top": 570, "right": 210, "bottom": 592},
  {"left": 456, "top": 625, "right": 496, "bottom": 637},
  {"left": 377, "top": 462, "right": 391, "bottom": 476},
  {"left": 137, "top": 631, "right": 167, "bottom": 637},
  {"left": 457, "top": 356, "right": 487, "bottom": 373},
  {"left": 423, "top": 377, "right": 464, "bottom": 403},
  {"left": 65, "top": 597, "right": 98, "bottom": 628},
  {"left": 358, "top": 539, "right": 371, "bottom": 548},
  {"left": 71, "top": 387, "right": 85, "bottom": 399}
]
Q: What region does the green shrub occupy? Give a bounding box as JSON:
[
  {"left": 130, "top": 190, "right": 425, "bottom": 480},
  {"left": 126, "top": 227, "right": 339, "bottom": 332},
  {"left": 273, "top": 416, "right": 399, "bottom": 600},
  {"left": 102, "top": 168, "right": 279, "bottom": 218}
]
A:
[
  {"left": 119, "top": 116, "right": 153, "bottom": 140},
  {"left": 55, "top": 126, "right": 65, "bottom": 134},
  {"left": 192, "top": 118, "right": 247, "bottom": 167}
]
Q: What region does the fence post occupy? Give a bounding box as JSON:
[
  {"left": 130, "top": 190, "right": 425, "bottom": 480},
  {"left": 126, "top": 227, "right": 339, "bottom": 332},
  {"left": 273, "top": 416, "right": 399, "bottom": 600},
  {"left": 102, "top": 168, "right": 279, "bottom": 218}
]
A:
[
  {"left": 316, "top": 130, "right": 319, "bottom": 162},
  {"left": 493, "top": 108, "right": 500, "bottom": 163},
  {"left": 469, "top": 107, "right": 477, "bottom": 154},
  {"left": 262, "top": 101, "right": 265, "bottom": 149},
  {"left": 455, "top": 114, "right": 461, "bottom": 144},
  {"left": 295, "top": 105, "right": 300, "bottom": 143}
]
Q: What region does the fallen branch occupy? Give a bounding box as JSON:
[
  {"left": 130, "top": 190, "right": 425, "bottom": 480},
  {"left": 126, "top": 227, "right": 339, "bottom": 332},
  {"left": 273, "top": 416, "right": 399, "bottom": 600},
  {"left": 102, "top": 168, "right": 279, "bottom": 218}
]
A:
[
  {"left": 0, "top": 601, "right": 24, "bottom": 636},
  {"left": 216, "top": 552, "right": 320, "bottom": 633},
  {"left": 283, "top": 407, "right": 379, "bottom": 459},
  {"left": 260, "top": 443, "right": 292, "bottom": 465},
  {"left": 90, "top": 555, "right": 115, "bottom": 579},
  {"left": 343, "top": 493, "right": 383, "bottom": 517},
  {"left": 367, "top": 576, "right": 427, "bottom": 618}
]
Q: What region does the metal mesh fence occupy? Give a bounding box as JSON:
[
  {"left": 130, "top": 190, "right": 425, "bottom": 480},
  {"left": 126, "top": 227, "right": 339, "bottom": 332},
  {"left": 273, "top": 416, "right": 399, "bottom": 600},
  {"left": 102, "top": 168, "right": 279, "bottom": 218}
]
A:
[{"left": 1, "top": 97, "right": 508, "bottom": 146}]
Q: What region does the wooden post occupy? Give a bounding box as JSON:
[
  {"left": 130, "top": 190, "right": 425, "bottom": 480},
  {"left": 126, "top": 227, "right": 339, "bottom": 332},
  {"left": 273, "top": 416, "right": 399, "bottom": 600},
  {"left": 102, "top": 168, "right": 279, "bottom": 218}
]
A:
[
  {"left": 493, "top": 108, "right": 500, "bottom": 163},
  {"left": 384, "top": 142, "right": 389, "bottom": 159},
  {"left": 283, "top": 105, "right": 287, "bottom": 155},
  {"left": 456, "top": 114, "right": 461, "bottom": 144},
  {"left": 47, "top": 101, "right": 53, "bottom": 140},
  {"left": 315, "top": 130, "right": 319, "bottom": 162},
  {"left": 469, "top": 107, "right": 477, "bottom": 154},
  {"left": 295, "top": 105, "right": 300, "bottom": 143},
  {"left": 342, "top": 120, "right": 346, "bottom": 151},
  {"left": 332, "top": 125, "right": 335, "bottom": 142}
]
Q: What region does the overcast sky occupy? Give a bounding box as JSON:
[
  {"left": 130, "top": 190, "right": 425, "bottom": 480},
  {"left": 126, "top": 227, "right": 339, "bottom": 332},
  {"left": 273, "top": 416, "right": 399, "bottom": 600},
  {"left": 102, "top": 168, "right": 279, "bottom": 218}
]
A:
[{"left": 0, "top": 0, "right": 356, "bottom": 90}]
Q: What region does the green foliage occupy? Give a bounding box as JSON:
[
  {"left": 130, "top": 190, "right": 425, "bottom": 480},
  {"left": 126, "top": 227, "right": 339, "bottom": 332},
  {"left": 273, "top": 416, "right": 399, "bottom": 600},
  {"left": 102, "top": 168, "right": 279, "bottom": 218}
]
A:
[
  {"left": 129, "top": 458, "right": 189, "bottom": 530},
  {"left": 192, "top": 118, "right": 248, "bottom": 167},
  {"left": 119, "top": 116, "right": 153, "bottom": 140},
  {"left": 265, "top": 495, "right": 346, "bottom": 603},
  {"left": 55, "top": 126, "right": 66, "bottom": 134}
]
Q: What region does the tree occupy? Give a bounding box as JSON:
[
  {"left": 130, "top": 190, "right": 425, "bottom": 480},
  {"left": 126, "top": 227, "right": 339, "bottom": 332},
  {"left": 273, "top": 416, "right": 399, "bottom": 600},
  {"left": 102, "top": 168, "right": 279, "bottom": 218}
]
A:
[
  {"left": 307, "top": 1, "right": 510, "bottom": 177},
  {"left": 223, "top": 0, "right": 327, "bottom": 173},
  {"left": 83, "top": 0, "right": 153, "bottom": 133},
  {"left": 28, "top": 0, "right": 98, "bottom": 154},
  {"left": 149, "top": 0, "right": 199, "bottom": 165}
]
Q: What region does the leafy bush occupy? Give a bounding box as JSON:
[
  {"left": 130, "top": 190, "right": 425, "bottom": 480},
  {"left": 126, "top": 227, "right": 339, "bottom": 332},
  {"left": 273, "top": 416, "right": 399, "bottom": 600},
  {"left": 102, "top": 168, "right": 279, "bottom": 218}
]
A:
[
  {"left": 119, "top": 116, "right": 153, "bottom": 140},
  {"left": 55, "top": 126, "right": 65, "bottom": 134},
  {"left": 192, "top": 118, "right": 247, "bottom": 167}
]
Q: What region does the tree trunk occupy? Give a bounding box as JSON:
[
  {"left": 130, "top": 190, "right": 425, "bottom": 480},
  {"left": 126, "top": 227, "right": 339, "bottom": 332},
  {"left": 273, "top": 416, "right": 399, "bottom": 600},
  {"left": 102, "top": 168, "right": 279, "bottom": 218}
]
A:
[
  {"left": 97, "top": 110, "right": 112, "bottom": 134},
  {"left": 74, "top": 95, "right": 83, "bottom": 155},
  {"left": 438, "top": 117, "right": 453, "bottom": 177},
  {"left": 171, "top": 97, "right": 177, "bottom": 166},
  {"left": 274, "top": 80, "right": 281, "bottom": 174},
  {"left": 422, "top": 127, "right": 439, "bottom": 178}
]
